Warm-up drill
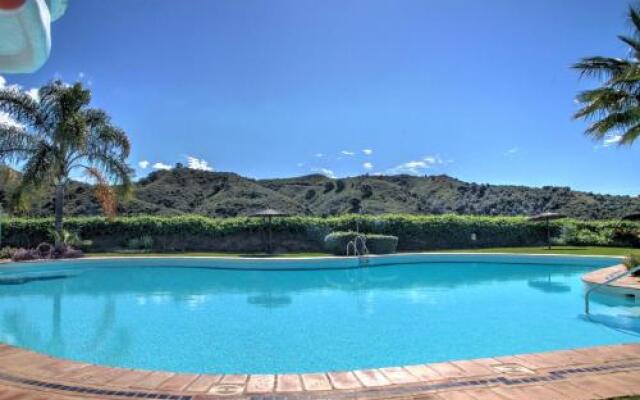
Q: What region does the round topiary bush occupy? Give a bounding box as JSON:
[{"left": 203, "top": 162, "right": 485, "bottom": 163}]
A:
[
  {"left": 324, "top": 231, "right": 360, "bottom": 255},
  {"left": 323, "top": 231, "right": 399, "bottom": 255},
  {"left": 366, "top": 234, "right": 399, "bottom": 254}
]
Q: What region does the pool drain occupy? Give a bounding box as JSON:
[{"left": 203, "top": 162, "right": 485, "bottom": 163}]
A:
[
  {"left": 491, "top": 363, "right": 535, "bottom": 375},
  {"left": 209, "top": 384, "right": 244, "bottom": 396}
]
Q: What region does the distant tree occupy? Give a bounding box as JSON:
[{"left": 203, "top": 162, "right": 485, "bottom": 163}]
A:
[
  {"left": 0, "top": 81, "right": 132, "bottom": 247},
  {"left": 323, "top": 181, "right": 335, "bottom": 193},
  {"left": 573, "top": 7, "right": 640, "bottom": 145},
  {"left": 336, "top": 179, "right": 345, "bottom": 193},
  {"left": 360, "top": 184, "right": 373, "bottom": 199},
  {"left": 305, "top": 189, "right": 316, "bottom": 200}
]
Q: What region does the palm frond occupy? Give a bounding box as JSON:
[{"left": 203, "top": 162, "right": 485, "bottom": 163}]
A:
[
  {"left": 0, "top": 123, "right": 37, "bottom": 162},
  {"left": 572, "top": 57, "right": 631, "bottom": 81},
  {"left": 20, "top": 142, "right": 54, "bottom": 187},
  {"left": 630, "top": 6, "right": 640, "bottom": 37},
  {"left": 585, "top": 109, "right": 640, "bottom": 138},
  {"left": 0, "top": 87, "right": 47, "bottom": 132},
  {"left": 620, "top": 123, "right": 640, "bottom": 144},
  {"left": 574, "top": 87, "right": 634, "bottom": 119}
]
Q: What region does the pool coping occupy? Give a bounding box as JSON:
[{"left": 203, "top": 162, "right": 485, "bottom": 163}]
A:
[
  {"left": 0, "top": 342, "right": 638, "bottom": 399},
  {"left": 583, "top": 264, "right": 640, "bottom": 294}
]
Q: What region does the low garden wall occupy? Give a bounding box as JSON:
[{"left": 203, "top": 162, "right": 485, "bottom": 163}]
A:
[{"left": 1, "top": 214, "right": 639, "bottom": 253}]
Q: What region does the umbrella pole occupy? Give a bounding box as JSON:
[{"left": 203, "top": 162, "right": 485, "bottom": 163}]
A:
[{"left": 268, "top": 215, "right": 272, "bottom": 253}]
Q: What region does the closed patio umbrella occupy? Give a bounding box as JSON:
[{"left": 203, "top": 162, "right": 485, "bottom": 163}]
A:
[
  {"left": 528, "top": 212, "right": 567, "bottom": 250},
  {"left": 250, "top": 209, "right": 289, "bottom": 253}
]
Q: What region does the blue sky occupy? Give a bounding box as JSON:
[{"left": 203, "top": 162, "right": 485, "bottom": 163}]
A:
[{"left": 3, "top": 0, "right": 640, "bottom": 195}]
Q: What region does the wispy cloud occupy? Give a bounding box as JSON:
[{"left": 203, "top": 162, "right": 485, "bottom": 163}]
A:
[
  {"left": 0, "top": 75, "right": 5, "bottom": 88},
  {"left": 362, "top": 149, "right": 373, "bottom": 155},
  {"left": 341, "top": 150, "right": 356, "bottom": 156},
  {"left": 363, "top": 162, "right": 374, "bottom": 170},
  {"left": 387, "top": 155, "right": 451, "bottom": 175},
  {"left": 313, "top": 168, "right": 336, "bottom": 178},
  {"left": 152, "top": 162, "right": 172, "bottom": 170},
  {"left": 505, "top": 147, "right": 519, "bottom": 156},
  {"left": 138, "top": 160, "right": 150, "bottom": 169},
  {"left": 603, "top": 135, "right": 623, "bottom": 147},
  {"left": 187, "top": 156, "right": 213, "bottom": 171},
  {"left": 314, "top": 153, "right": 324, "bottom": 158}
]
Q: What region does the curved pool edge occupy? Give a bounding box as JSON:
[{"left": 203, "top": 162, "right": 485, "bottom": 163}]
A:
[
  {"left": 583, "top": 264, "right": 640, "bottom": 296},
  {"left": 0, "top": 251, "right": 623, "bottom": 272},
  {"left": 0, "top": 342, "right": 638, "bottom": 399}
]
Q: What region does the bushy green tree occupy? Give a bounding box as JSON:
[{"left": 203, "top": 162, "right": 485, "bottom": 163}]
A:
[{"left": 0, "top": 81, "right": 132, "bottom": 247}]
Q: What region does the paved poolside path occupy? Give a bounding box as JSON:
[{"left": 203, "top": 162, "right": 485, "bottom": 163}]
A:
[{"left": 0, "top": 343, "right": 637, "bottom": 399}]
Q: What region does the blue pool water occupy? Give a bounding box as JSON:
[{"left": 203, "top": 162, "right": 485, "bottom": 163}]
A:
[{"left": 0, "top": 255, "right": 637, "bottom": 374}]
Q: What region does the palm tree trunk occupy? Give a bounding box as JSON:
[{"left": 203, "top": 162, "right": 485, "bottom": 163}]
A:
[{"left": 54, "top": 184, "right": 64, "bottom": 248}]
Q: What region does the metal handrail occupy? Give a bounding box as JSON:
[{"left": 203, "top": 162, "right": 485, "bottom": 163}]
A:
[
  {"left": 346, "top": 234, "right": 369, "bottom": 262},
  {"left": 585, "top": 266, "right": 640, "bottom": 314}
]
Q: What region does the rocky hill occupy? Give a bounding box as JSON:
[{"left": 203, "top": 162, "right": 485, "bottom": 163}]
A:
[{"left": 1, "top": 167, "right": 639, "bottom": 219}]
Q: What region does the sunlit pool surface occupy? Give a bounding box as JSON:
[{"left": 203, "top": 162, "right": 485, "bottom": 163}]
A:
[{"left": 0, "top": 255, "right": 637, "bottom": 374}]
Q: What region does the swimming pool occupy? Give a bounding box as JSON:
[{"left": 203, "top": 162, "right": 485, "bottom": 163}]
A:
[{"left": 0, "top": 254, "right": 637, "bottom": 374}]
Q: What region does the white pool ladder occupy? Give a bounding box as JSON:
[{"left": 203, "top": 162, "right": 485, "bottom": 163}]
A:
[
  {"left": 346, "top": 234, "right": 369, "bottom": 265},
  {"left": 585, "top": 266, "right": 640, "bottom": 314}
]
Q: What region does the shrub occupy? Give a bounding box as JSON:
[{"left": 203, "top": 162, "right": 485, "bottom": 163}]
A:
[
  {"left": 623, "top": 254, "right": 640, "bottom": 277},
  {"left": 127, "top": 235, "right": 154, "bottom": 251},
  {"left": 2, "top": 214, "right": 639, "bottom": 253},
  {"left": 0, "top": 247, "right": 13, "bottom": 259},
  {"left": 324, "top": 231, "right": 360, "bottom": 255},
  {"left": 323, "top": 231, "right": 398, "bottom": 255},
  {"left": 366, "top": 234, "right": 399, "bottom": 254},
  {"left": 11, "top": 248, "right": 39, "bottom": 262}
]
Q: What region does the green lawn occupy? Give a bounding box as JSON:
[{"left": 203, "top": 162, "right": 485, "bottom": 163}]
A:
[
  {"left": 86, "top": 246, "right": 637, "bottom": 258},
  {"left": 443, "top": 246, "right": 638, "bottom": 256},
  {"left": 86, "top": 251, "right": 333, "bottom": 258}
]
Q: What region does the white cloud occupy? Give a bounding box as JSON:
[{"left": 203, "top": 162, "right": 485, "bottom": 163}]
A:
[
  {"left": 603, "top": 135, "right": 623, "bottom": 147},
  {"left": 362, "top": 149, "right": 373, "bottom": 155},
  {"left": 187, "top": 156, "right": 213, "bottom": 171},
  {"left": 363, "top": 162, "right": 374, "bottom": 170},
  {"left": 0, "top": 112, "right": 22, "bottom": 129},
  {"left": 0, "top": 75, "right": 5, "bottom": 88},
  {"left": 314, "top": 153, "right": 324, "bottom": 158},
  {"left": 296, "top": 162, "right": 305, "bottom": 167},
  {"left": 26, "top": 88, "right": 39, "bottom": 102},
  {"left": 505, "top": 147, "right": 519, "bottom": 156},
  {"left": 387, "top": 154, "right": 451, "bottom": 175},
  {"left": 138, "top": 160, "right": 150, "bottom": 169},
  {"left": 152, "top": 162, "right": 172, "bottom": 170},
  {"left": 341, "top": 150, "right": 356, "bottom": 156},
  {"left": 313, "top": 168, "right": 336, "bottom": 178}
]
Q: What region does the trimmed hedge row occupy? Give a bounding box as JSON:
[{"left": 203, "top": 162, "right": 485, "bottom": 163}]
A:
[
  {"left": 1, "top": 214, "right": 639, "bottom": 252},
  {"left": 323, "top": 231, "right": 399, "bottom": 255}
]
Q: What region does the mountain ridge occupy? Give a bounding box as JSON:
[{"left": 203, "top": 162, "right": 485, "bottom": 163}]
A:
[{"left": 1, "top": 167, "right": 638, "bottom": 219}]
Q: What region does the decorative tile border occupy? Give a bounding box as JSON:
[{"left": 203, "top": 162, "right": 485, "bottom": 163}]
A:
[{"left": 0, "top": 343, "right": 637, "bottom": 399}]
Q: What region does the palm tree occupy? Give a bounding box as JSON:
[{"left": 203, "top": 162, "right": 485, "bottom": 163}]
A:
[
  {"left": 573, "top": 7, "right": 640, "bottom": 145},
  {"left": 0, "top": 81, "right": 132, "bottom": 248}
]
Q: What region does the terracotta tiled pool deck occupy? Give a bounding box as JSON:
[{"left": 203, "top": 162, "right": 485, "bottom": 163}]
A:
[
  {"left": 0, "top": 260, "right": 638, "bottom": 399},
  {"left": 0, "top": 343, "right": 638, "bottom": 399}
]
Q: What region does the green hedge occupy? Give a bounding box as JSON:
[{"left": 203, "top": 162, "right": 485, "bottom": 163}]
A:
[
  {"left": 1, "top": 214, "right": 639, "bottom": 252},
  {"left": 324, "top": 231, "right": 399, "bottom": 255}
]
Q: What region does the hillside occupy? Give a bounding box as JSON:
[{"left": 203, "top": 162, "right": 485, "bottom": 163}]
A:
[{"left": 1, "top": 167, "right": 639, "bottom": 219}]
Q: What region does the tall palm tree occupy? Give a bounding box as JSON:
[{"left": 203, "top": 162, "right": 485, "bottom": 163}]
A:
[
  {"left": 0, "top": 81, "right": 132, "bottom": 247},
  {"left": 573, "top": 7, "right": 640, "bottom": 145}
]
